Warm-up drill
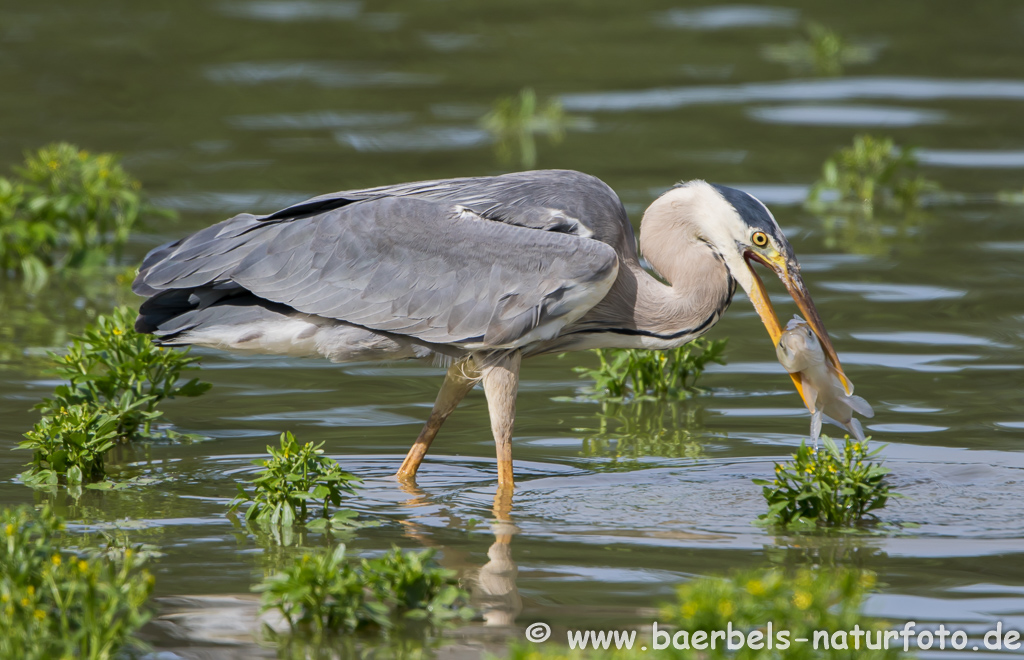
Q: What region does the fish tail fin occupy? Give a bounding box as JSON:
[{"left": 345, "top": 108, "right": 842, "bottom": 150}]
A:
[
  {"left": 846, "top": 394, "right": 874, "bottom": 418},
  {"left": 848, "top": 418, "right": 867, "bottom": 442}
]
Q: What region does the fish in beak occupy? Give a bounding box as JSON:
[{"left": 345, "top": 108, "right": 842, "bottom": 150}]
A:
[{"left": 743, "top": 251, "right": 853, "bottom": 411}]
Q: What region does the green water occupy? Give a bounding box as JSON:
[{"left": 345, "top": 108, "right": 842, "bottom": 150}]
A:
[{"left": 2, "top": 0, "right": 1024, "bottom": 655}]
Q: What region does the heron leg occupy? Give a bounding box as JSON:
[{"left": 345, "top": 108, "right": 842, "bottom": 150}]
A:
[
  {"left": 396, "top": 358, "right": 479, "bottom": 481},
  {"left": 480, "top": 350, "right": 522, "bottom": 492}
]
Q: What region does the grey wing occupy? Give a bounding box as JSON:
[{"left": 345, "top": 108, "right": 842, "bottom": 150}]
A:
[
  {"left": 135, "top": 195, "right": 619, "bottom": 350},
  {"left": 258, "top": 169, "right": 638, "bottom": 259}
]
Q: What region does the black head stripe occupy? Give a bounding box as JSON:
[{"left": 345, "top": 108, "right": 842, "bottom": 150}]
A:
[{"left": 709, "top": 184, "right": 783, "bottom": 240}]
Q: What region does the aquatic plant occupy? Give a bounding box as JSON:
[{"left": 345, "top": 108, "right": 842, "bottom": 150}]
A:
[
  {"left": 0, "top": 143, "right": 164, "bottom": 288},
  {"left": 755, "top": 436, "right": 893, "bottom": 528},
  {"left": 256, "top": 544, "right": 472, "bottom": 634},
  {"left": 18, "top": 306, "right": 210, "bottom": 486},
  {"left": 229, "top": 432, "right": 367, "bottom": 536},
  {"left": 503, "top": 567, "right": 902, "bottom": 659},
  {"left": 661, "top": 567, "right": 902, "bottom": 659},
  {"left": 577, "top": 400, "right": 706, "bottom": 464},
  {"left": 37, "top": 306, "right": 210, "bottom": 437},
  {"left": 807, "top": 135, "right": 939, "bottom": 218},
  {"left": 0, "top": 505, "right": 155, "bottom": 660},
  {"left": 481, "top": 87, "right": 588, "bottom": 168},
  {"left": 576, "top": 338, "right": 727, "bottom": 402},
  {"left": 19, "top": 404, "right": 122, "bottom": 487},
  {"left": 763, "top": 22, "right": 877, "bottom": 76}
]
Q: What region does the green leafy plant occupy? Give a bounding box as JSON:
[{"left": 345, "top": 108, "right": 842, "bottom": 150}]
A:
[
  {"left": 502, "top": 568, "right": 903, "bottom": 659},
  {"left": 18, "top": 404, "right": 121, "bottom": 487},
  {"left": 576, "top": 400, "right": 705, "bottom": 465},
  {"left": 660, "top": 567, "right": 903, "bottom": 659},
  {"left": 575, "top": 338, "right": 727, "bottom": 402},
  {"left": 230, "top": 432, "right": 367, "bottom": 537},
  {"left": 17, "top": 306, "right": 210, "bottom": 486},
  {"left": 0, "top": 143, "right": 166, "bottom": 287},
  {"left": 807, "top": 135, "right": 939, "bottom": 218},
  {"left": 36, "top": 305, "right": 210, "bottom": 438},
  {"left": 256, "top": 544, "right": 473, "bottom": 635},
  {"left": 0, "top": 505, "right": 155, "bottom": 660},
  {"left": 763, "top": 22, "right": 877, "bottom": 76},
  {"left": 481, "top": 87, "right": 589, "bottom": 168},
  {"left": 755, "top": 436, "right": 893, "bottom": 528}
]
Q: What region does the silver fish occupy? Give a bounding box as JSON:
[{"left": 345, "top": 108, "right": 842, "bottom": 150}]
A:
[{"left": 775, "top": 316, "right": 873, "bottom": 448}]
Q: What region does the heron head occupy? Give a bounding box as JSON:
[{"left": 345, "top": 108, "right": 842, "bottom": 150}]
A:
[{"left": 655, "top": 181, "right": 852, "bottom": 404}]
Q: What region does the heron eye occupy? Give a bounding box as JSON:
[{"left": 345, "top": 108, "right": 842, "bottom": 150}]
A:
[{"left": 751, "top": 231, "right": 769, "bottom": 248}]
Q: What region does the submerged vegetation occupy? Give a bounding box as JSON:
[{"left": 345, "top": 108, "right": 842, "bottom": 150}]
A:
[
  {"left": 576, "top": 338, "right": 727, "bottom": 402},
  {"left": 257, "top": 544, "right": 472, "bottom": 635},
  {"left": 807, "top": 135, "right": 938, "bottom": 218},
  {"left": 229, "top": 432, "right": 371, "bottom": 542},
  {"left": 18, "top": 306, "right": 210, "bottom": 487},
  {"left": 577, "top": 400, "right": 706, "bottom": 464},
  {"left": 481, "top": 87, "right": 589, "bottom": 168},
  {"left": 0, "top": 505, "right": 155, "bottom": 660},
  {"left": 806, "top": 135, "right": 940, "bottom": 254},
  {"left": 763, "top": 22, "right": 878, "bottom": 76},
  {"left": 755, "top": 437, "right": 893, "bottom": 528},
  {"left": 0, "top": 143, "right": 163, "bottom": 288}
]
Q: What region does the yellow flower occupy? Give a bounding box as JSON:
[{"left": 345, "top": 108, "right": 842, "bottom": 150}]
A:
[
  {"left": 33, "top": 609, "right": 46, "bottom": 621},
  {"left": 792, "top": 591, "right": 812, "bottom": 610},
  {"left": 112, "top": 327, "right": 123, "bottom": 336},
  {"left": 124, "top": 548, "right": 133, "bottom": 559},
  {"left": 804, "top": 467, "right": 813, "bottom": 474},
  {"left": 680, "top": 602, "right": 697, "bottom": 619},
  {"left": 48, "top": 160, "right": 59, "bottom": 170},
  {"left": 51, "top": 554, "right": 62, "bottom": 566},
  {"left": 745, "top": 579, "right": 765, "bottom": 596},
  {"left": 3, "top": 523, "right": 13, "bottom": 536},
  {"left": 718, "top": 600, "right": 734, "bottom": 617},
  {"left": 21, "top": 598, "right": 30, "bottom": 607},
  {"left": 77, "top": 560, "right": 88, "bottom": 572},
  {"left": 26, "top": 586, "right": 34, "bottom": 597}
]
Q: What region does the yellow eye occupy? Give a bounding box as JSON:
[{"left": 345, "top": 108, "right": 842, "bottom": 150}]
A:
[{"left": 751, "top": 231, "right": 769, "bottom": 248}]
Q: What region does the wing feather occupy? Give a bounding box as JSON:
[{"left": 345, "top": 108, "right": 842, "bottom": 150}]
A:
[{"left": 136, "top": 192, "right": 619, "bottom": 350}]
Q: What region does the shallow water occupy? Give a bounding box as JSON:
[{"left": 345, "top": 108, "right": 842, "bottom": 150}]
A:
[{"left": 2, "top": 0, "right": 1024, "bottom": 656}]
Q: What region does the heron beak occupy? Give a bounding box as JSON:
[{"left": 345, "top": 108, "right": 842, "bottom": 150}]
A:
[{"left": 744, "top": 251, "right": 853, "bottom": 407}]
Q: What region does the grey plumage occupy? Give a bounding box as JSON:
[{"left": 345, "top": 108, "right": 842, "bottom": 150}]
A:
[
  {"left": 133, "top": 169, "right": 839, "bottom": 490},
  {"left": 136, "top": 171, "right": 621, "bottom": 353}
]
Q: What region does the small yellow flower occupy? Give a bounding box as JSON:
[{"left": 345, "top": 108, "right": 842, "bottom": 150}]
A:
[
  {"left": 717, "top": 599, "right": 734, "bottom": 617},
  {"left": 3, "top": 523, "right": 13, "bottom": 536},
  {"left": 33, "top": 609, "right": 46, "bottom": 621},
  {"left": 745, "top": 579, "right": 765, "bottom": 596},
  {"left": 112, "top": 327, "right": 123, "bottom": 336},
  {"left": 124, "top": 548, "right": 133, "bottom": 559},
  {"left": 47, "top": 160, "right": 59, "bottom": 170},
  {"left": 26, "top": 586, "right": 34, "bottom": 597},
  {"left": 21, "top": 598, "right": 30, "bottom": 607},
  {"left": 792, "top": 591, "right": 812, "bottom": 610},
  {"left": 804, "top": 467, "right": 813, "bottom": 474},
  {"left": 51, "top": 554, "right": 61, "bottom": 566},
  {"left": 680, "top": 602, "right": 697, "bottom": 619},
  {"left": 77, "top": 560, "right": 88, "bottom": 572}
]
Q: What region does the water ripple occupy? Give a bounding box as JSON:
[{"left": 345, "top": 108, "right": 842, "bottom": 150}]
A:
[
  {"left": 206, "top": 62, "right": 438, "bottom": 88},
  {"left": 562, "top": 77, "right": 1024, "bottom": 113},
  {"left": 655, "top": 5, "right": 798, "bottom": 30},
  {"left": 748, "top": 104, "right": 945, "bottom": 127},
  {"left": 819, "top": 282, "right": 967, "bottom": 302},
  {"left": 219, "top": 1, "right": 361, "bottom": 20}
]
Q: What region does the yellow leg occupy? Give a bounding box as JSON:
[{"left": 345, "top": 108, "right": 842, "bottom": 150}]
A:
[
  {"left": 396, "top": 359, "right": 479, "bottom": 481},
  {"left": 481, "top": 350, "right": 521, "bottom": 494}
]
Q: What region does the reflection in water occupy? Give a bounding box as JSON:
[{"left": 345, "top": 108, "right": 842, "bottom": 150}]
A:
[
  {"left": 576, "top": 400, "right": 706, "bottom": 466},
  {"left": 473, "top": 522, "right": 522, "bottom": 628}
]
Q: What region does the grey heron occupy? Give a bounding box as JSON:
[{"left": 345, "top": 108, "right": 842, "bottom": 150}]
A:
[{"left": 133, "top": 170, "right": 848, "bottom": 491}]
